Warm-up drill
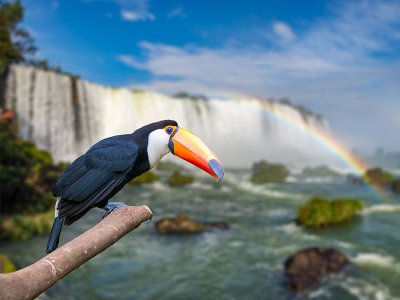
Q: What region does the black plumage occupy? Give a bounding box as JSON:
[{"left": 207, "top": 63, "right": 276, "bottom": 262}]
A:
[
  {"left": 54, "top": 136, "right": 139, "bottom": 223},
  {"left": 46, "top": 120, "right": 178, "bottom": 253}
]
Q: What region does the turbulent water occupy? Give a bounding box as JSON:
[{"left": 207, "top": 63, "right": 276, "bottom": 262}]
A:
[
  {"left": 3, "top": 64, "right": 400, "bottom": 299},
  {"left": 5, "top": 65, "right": 335, "bottom": 168},
  {"left": 1, "top": 170, "right": 400, "bottom": 300}
]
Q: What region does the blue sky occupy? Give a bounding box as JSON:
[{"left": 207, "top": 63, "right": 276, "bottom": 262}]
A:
[{"left": 22, "top": 0, "right": 400, "bottom": 153}]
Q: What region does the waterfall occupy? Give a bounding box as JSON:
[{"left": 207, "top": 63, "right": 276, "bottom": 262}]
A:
[{"left": 4, "top": 64, "right": 337, "bottom": 168}]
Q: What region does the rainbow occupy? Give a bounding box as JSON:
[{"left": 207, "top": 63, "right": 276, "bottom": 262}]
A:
[{"left": 242, "top": 98, "right": 387, "bottom": 199}]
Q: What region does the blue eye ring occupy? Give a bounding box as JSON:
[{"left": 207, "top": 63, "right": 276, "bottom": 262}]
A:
[{"left": 166, "top": 127, "right": 173, "bottom": 134}]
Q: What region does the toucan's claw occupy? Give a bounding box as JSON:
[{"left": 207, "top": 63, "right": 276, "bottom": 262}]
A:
[{"left": 102, "top": 202, "right": 127, "bottom": 219}]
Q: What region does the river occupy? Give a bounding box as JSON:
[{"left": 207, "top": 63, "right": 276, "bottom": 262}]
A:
[{"left": 1, "top": 170, "right": 400, "bottom": 300}]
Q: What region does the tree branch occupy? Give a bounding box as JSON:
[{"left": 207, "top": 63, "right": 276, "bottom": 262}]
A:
[{"left": 0, "top": 205, "right": 153, "bottom": 300}]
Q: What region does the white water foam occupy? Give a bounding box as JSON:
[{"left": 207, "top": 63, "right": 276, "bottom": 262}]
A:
[
  {"left": 340, "top": 277, "right": 399, "bottom": 300},
  {"left": 309, "top": 287, "right": 332, "bottom": 299},
  {"left": 363, "top": 204, "right": 400, "bottom": 215},
  {"left": 334, "top": 240, "right": 354, "bottom": 249},
  {"left": 237, "top": 181, "right": 305, "bottom": 200},
  {"left": 266, "top": 208, "right": 291, "bottom": 218},
  {"left": 353, "top": 253, "right": 400, "bottom": 271},
  {"left": 278, "top": 223, "right": 319, "bottom": 241}
]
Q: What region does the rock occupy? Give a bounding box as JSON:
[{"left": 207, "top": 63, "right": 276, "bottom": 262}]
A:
[
  {"left": 364, "top": 167, "right": 394, "bottom": 188},
  {"left": 155, "top": 216, "right": 206, "bottom": 234},
  {"left": 129, "top": 171, "right": 159, "bottom": 185},
  {"left": 0, "top": 253, "right": 16, "bottom": 273},
  {"left": 284, "top": 247, "right": 350, "bottom": 292},
  {"left": 297, "top": 197, "right": 363, "bottom": 228},
  {"left": 251, "top": 160, "right": 289, "bottom": 184},
  {"left": 302, "top": 165, "right": 339, "bottom": 177},
  {"left": 392, "top": 179, "right": 400, "bottom": 194},
  {"left": 167, "top": 171, "right": 194, "bottom": 186},
  {"left": 346, "top": 174, "right": 364, "bottom": 185},
  {"left": 155, "top": 161, "right": 183, "bottom": 172},
  {"left": 206, "top": 221, "right": 230, "bottom": 230}
]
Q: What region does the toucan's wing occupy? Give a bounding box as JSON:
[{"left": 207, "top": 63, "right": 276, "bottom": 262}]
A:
[{"left": 54, "top": 136, "right": 138, "bottom": 219}]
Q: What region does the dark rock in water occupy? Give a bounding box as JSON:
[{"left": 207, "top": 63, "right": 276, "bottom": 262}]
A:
[
  {"left": 302, "top": 165, "right": 339, "bottom": 177},
  {"left": 155, "top": 161, "right": 184, "bottom": 172},
  {"left": 155, "top": 216, "right": 206, "bottom": 234},
  {"left": 155, "top": 216, "right": 230, "bottom": 234},
  {"left": 251, "top": 160, "right": 289, "bottom": 184},
  {"left": 128, "top": 171, "right": 159, "bottom": 185},
  {"left": 364, "top": 167, "right": 394, "bottom": 188},
  {"left": 392, "top": 179, "right": 400, "bottom": 194},
  {"left": 284, "top": 247, "right": 349, "bottom": 292},
  {"left": 167, "top": 171, "right": 194, "bottom": 186},
  {"left": 206, "top": 221, "right": 230, "bottom": 230},
  {"left": 346, "top": 174, "right": 364, "bottom": 185}
]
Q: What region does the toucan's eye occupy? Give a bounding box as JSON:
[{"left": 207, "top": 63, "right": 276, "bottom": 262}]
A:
[{"left": 166, "top": 127, "right": 173, "bottom": 134}]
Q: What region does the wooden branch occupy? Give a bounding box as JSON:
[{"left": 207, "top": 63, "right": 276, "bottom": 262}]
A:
[{"left": 0, "top": 205, "right": 153, "bottom": 300}]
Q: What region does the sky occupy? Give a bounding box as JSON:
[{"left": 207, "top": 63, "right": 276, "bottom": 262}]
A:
[{"left": 21, "top": 0, "right": 400, "bottom": 154}]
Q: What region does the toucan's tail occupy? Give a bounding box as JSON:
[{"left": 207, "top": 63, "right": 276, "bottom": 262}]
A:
[{"left": 46, "top": 216, "right": 64, "bottom": 254}]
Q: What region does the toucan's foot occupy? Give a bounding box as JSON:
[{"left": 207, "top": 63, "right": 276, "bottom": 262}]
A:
[{"left": 102, "top": 202, "right": 127, "bottom": 219}]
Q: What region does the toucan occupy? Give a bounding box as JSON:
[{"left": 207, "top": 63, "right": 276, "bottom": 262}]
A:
[{"left": 46, "top": 120, "right": 224, "bottom": 253}]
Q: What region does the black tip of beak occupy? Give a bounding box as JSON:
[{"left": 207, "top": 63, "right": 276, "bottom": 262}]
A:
[{"left": 209, "top": 159, "right": 224, "bottom": 183}]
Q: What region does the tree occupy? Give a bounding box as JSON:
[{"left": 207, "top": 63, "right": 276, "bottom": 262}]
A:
[{"left": 0, "top": 0, "right": 36, "bottom": 74}]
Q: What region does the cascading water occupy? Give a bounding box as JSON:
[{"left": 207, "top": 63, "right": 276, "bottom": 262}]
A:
[{"left": 5, "top": 64, "right": 337, "bottom": 168}]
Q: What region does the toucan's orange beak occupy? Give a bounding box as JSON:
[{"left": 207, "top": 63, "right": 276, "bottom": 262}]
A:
[{"left": 168, "top": 127, "right": 224, "bottom": 183}]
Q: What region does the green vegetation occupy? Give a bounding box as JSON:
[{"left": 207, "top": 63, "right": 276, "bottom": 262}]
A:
[
  {"left": 0, "top": 1, "right": 70, "bottom": 240},
  {"left": 155, "top": 161, "right": 183, "bottom": 172},
  {"left": 167, "top": 171, "right": 194, "bottom": 186},
  {"left": 0, "top": 253, "right": 16, "bottom": 273},
  {"left": 173, "top": 91, "right": 208, "bottom": 101},
  {"left": 392, "top": 179, "right": 400, "bottom": 194},
  {"left": 0, "top": 120, "right": 67, "bottom": 240},
  {"left": 297, "top": 197, "right": 363, "bottom": 228},
  {"left": 129, "top": 171, "right": 160, "bottom": 185},
  {"left": 0, "top": 0, "right": 36, "bottom": 74},
  {"left": 0, "top": 1, "right": 77, "bottom": 105},
  {"left": 0, "top": 210, "right": 53, "bottom": 240},
  {"left": 302, "top": 165, "right": 339, "bottom": 177},
  {"left": 278, "top": 98, "right": 324, "bottom": 122},
  {"left": 364, "top": 167, "right": 400, "bottom": 194},
  {"left": 364, "top": 167, "right": 394, "bottom": 186},
  {"left": 251, "top": 160, "right": 289, "bottom": 184},
  {"left": 0, "top": 122, "right": 66, "bottom": 215}
]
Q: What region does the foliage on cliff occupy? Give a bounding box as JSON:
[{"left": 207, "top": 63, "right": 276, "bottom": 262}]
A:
[
  {"left": 297, "top": 197, "right": 363, "bottom": 228},
  {"left": 0, "top": 121, "right": 67, "bottom": 215},
  {"left": 0, "top": 0, "right": 76, "bottom": 92},
  {"left": 173, "top": 91, "right": 208, "bottom": 101},
  {"left": 251, "top": 160, "right": 289, "bottom": 184}
]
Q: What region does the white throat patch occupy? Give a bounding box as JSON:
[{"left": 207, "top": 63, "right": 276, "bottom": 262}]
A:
[{"left": 147, "top": 129, "right": 171, "bottom": 168}]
